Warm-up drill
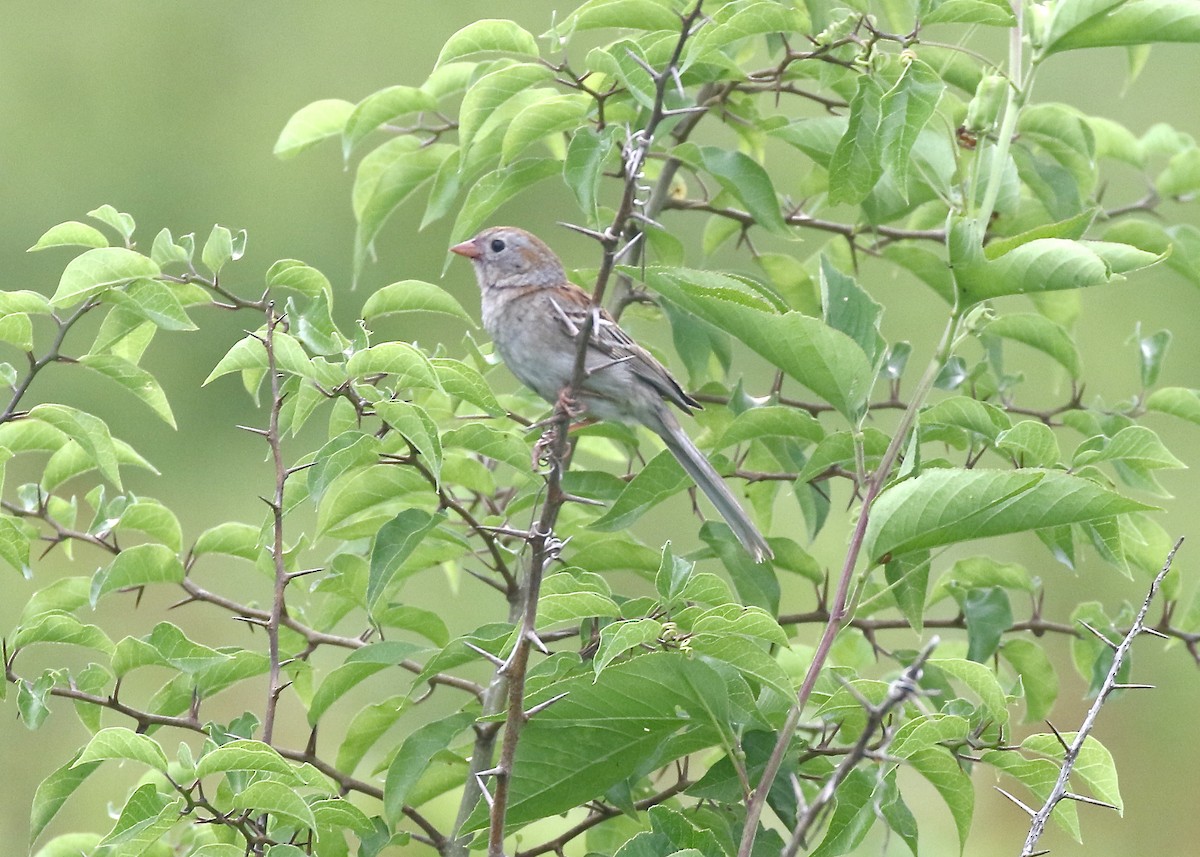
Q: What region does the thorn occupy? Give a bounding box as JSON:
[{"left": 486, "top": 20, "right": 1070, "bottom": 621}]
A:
[
  {"left": 1027, "top": 850, "right": 1051, "bottom": 857},
  {"left": 560, "top": 492, "right": 605, "bottom": 507},
  {"left": 623, "top": 46, "right": 658, "bottom": 78},
  {"left": 660, "top": 104, "right": 710, "bottom": 117},
  {"left": 286, "top": 567, "right": 324, "bottom": 580},
  {"left": 556, "top": 221, "right": 610, "bottom": 243},
  {"left": 1062, "top": 792, "right": 1120, "bottom": 811},
  {"left": 1045, "top": 720, "right": 1070, "bottom": 754},
  {"left": 1110, "top": 682, "right": 1155, "bottom": 690},
  {"left": 1140, "top": 626, "right": 1169, "bottom": 639},
  {"left": 524, "top": 692, "right": 569, "bottom": 720},
  {"left": 1077, "top": 620, "right": 1119, "bottom": 650},
  {"left": 612, "top": 231, "right": 645, "bottom": 263},
  {"left": 476, "top": 765, "right": 503, "bottom": 778},
  {"left": 463, "top": 641, "right": 506, "bottom": 667},
  {"left": 236, "top": 425, "right": 269, "bottom": 436},
  {"left": 232, "top": 616, "right": 269, "bottom": 628},
  {"left": 475, "top": 773, "right": 495, "bottom": 808},
  {"left": 166, "top": 595, "right": 200, "bottom": 610},
  {"left": 525, "top": 628, "right": 550, "bottom": 655},
  {"left": 995, "top": 786, "right": 1037, "bottom": 817},
  {"left": 629, "top": 211, "right": 667, "bottom": 230}
]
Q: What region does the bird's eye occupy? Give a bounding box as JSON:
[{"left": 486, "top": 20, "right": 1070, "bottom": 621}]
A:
[{"left": 490, "top": 238, "right": 506, "bottom": 253}]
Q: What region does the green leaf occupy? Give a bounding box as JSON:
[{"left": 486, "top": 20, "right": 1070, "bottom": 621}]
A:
[
  {"left": 102, "top": 277, "right": 196, "bottom": 332},
  {"left": 149, "top": 227, "right": 191, "bottom": 267},
  {"left": 195, "top": 739, "right": 304, "bottom": 785},
  {"left": 353, "top": 140, "right": 454, "bottom": 278},
  {"left": 362, "top": 280, "right": 473, "bottom": 323},
  {"left": 231, "top": 781, "right": 317, "bottom": 830},
  {"left": 820, "top": 258, "right": 885, "bottom": 366},
  {"left": 449, "top": 157, "right": 562, "bottom": 245},
  {"left": 1000, "top": 638, "right": 1058, "bottom": 722},
  {"left": 996, "top": 420, "right": 1061, "bottom": 468},
  {"left": 28, "top": 220, "right": 109, "bottom": 252},
  {"left": 0, "top": 511, "right": 31, "bottom": 578},
  {"left": 864, "top": 468, "right": 1156, "bottom": 563},
  {"left": 677, "top": 144, "right": 788, "bottom": 235},
  {"left": 29, "top": 404, "right": 122, "bottom": 488},
  {"left": 554, "top": 0, "right": 681, "bottom": 35},
  {"left": 343, "top": 85, "right": 437, "bottom": 158},
  {"left": 0, "top": 313, "right": 32, "bottom": 350},
  {"left": 367, "top": 510, "right": 445, "bottom": 611},
  {"left": 436, "top": 19, "right": 540, "bottom": 67},
  {"left": 985, "top": 209, "right": 1098, "bottom": 260},
  {"left": 502, "top": 93, "right": 591, "bottom": 164},
  {"left": 112, "top": 622, "right": 230, "bottom": 676},
  {"left": 432, "top": 358, "right": 505, "bottom": 416},
  {"left": 923, "top": 0, "right": 1016, "bottom": 25},
  {"left": 564, "top": 127, "right": 609, "bottom": 223},
  {"left": 87, "top": 204, "right": 136, "bottom": 242},
  {"left": 1073, "top": 425, "right": 1185, "bottom": 470},
  {"left": 336, "top": 695, "right": 408, "bottom": 774},
  {"left": 76, "top": 727, "right": 169, "bottom": 773},
  {"left": 714, "top": 406, "right": 824, "bottom": 450},
  {"left": 591, "top": 449, "right": 689, "bottom": 531},
  {"left": 538, "top": 573, "right": 622, "bottom": 626},
  {"left": 459, "top": 62, "right": 554, "bottom": 156},
  {"left": 829, "top": 75, "right": 884, "bottom": 205},
  {"left": 274, "top": 98, "right": 354, "bottom": 159},
  {"left": 464, "top": 653, "right": 725, "bottom": 833},
  {"left": 907, "top": 746, "right": 974, "bottom": 849},
  {"left": 645, "top": 268, "right": 875, "bottom": 420},
  {"left": 928, "top": 657, "right": 1010, "bottom": 726},
  {"left": 193, "top": 521, "right": 262, "bottom": 560},
  {"left": 1146, "top": 386, "right": 1200, "bottom": 426},
  {"left": 879, "top": 59, "right": 944, "bottom": 197},
  {"left": 443, "top": 423, "right": 537, "bottom": 472},
  {"left": 266, "top": 259, "right": 333, "bottom": 298},
  {"left": 1023, "top": 732, "right": 1120, "bottom": 809},
  {"left": 90, "top": 540, "right": 182, "bottom": 600},
  {"left": 1044, "top": 0, "right": 1200, "bottom": 54},
  {"left": 29, "top": 752, "right": 102, "bottom": 845},
  {"left": 376, "top": 400, "right": 443, "bottom": 482},
  {"left": 1136, "top": 327, "right": 1171, "bottom": 387},
  {"left": 809, "top": 769, "right": 877, "bottom": 857},
  {"left": 308, "top": 431, "right": 382, "bottom": 503},
  {"left": 949, "top": 219, "right": 1163, "bottom": 304},
  {"left": 201, "top": 224, "right": 240, "bottom": 275},
  {"left": 346, "top": 341, "right": 440, "bottom": 389},
  {"left": 982, "top": 749, "right": 1080, "bottom": 839},
  {"left": 594, "top": 618, "right": 663, "bottom": 675},
  {"left": 308, "top": 642, "right": 427, "bottom": 725},
  {"left": 962, "top": 586, "right": 1013, "bottom": 662},
  {"left": 384, "top": 711, "right": 476, "bottom": 821},
  {"left": 115, "top": 500, "right": 184, "bottom": 552},
  {"left": 13, "top": 612, "right": 114, "bottom": 654},
  {"left": 96, "top": 783, "right": 183, "bottom": 851},
  {"left": 980, "top": 313, "right": 1082, "bottom": 378},
  {"left": 78, "top": 354, "right": 176, "bottom": 427},
  {"left": 51, "top": 247, "right": 160, "bottom": 307},
  {"left": 688, "top": 1, "right": 810, "bottom": 55}
]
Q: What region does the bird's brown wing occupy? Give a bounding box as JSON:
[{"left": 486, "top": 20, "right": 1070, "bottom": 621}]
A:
[{"left": 543, "top": 283, "right": 699, "bottom": 413}]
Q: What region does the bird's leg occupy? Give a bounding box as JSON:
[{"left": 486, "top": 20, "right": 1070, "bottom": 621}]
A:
[{"left": 530, "top": 389, "right": 591, "bottom": 470}]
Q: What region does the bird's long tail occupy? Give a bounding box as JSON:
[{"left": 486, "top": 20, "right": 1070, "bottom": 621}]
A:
[{"left": 650, "top": 410, "right": 773, "bottom": 563}]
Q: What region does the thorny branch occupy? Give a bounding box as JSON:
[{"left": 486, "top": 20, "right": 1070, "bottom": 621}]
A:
[
  {"left": 783, "top": 637, "right": 940, "bottom": 857},
  {"left": 478, "top": 5, "right": 709, "bottom": 856},
  {"left": 1008, "top": 538, "right": 1184, "bottom": 857}
]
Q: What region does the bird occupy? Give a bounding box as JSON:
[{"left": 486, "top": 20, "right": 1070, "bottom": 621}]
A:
[{"left": 450, "top": 226, "right": 772, "bottom": 562}]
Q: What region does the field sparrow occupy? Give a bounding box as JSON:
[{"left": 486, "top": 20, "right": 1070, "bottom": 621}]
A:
[{"left": 451, "top": 226, "right": 772, "bottom": 562}]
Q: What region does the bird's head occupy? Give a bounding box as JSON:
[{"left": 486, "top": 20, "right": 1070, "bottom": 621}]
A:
[{"left": 450, "top": 226, "right": 567, "bottom": 290}]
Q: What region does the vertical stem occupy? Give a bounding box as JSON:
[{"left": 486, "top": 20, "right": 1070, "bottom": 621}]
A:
[
  {"left": 736, "top": 311, "right": 962, "bottom": 857},
  {"left": 975, "top": 0, "right": 1026, "bottom": 231},
  {"left": 483, "top": 7, "right": 708, "bottom": 855},
  {"left": 261, "top": 303, "right": 289, "bottom": 746}
]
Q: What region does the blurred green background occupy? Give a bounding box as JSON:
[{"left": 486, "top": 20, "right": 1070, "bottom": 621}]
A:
[{"left": 2, "top": 3, "right": 1199, "bottom": 855}]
